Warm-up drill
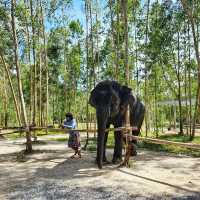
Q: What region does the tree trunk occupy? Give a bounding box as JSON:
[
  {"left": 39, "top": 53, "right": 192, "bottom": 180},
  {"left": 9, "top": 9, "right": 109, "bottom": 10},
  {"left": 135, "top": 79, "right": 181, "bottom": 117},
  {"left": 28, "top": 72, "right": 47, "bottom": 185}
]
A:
[
  {"left": 3, "top": 72, "right": 8, "bottom": 128},
  {"left": 181, "top": 0, "right": 200, "bottom": 139},
  {"left": 116, "top": 0, "right": 120, "bottom": 81},
  {"left": 24, "top": 0, "right": 33, "bottom": 124},
  {"left": 0, "top": 52, "right": 22, "bottom": 127},
  {"left": 36, "top": 4, "right": 42, "bottom": 127},
  {"left": 177, "top": 31, "right": 183, "bottom": 135},
  {"left": 109, "top": 0, "right": 118, "bottom": 80},
  {"left": 11, "top": 0, "right": 32, "bottom": 152},
  {"left": 84, "top": 0, "right": 90, "bottom": 150},
  {"left": 154, "top": 65, "right": 158, "bottom": 137},
  {"left": 95, "top": 0, "right": 100, "bottom": 82},
  {"left": 88, "top": 0, "right": 95, "bottom": 87},
  {"left": 183, "top": 22, "right": 189, "bottom": 135},
  {"left": 40, "top": 2, "right": 49, "bottom": 128},
  {"left": 122, "top": 0, "right": 129, "bottom": 85},
  {"left": 144, "top": 0, "right": 150, "bottom": 136},
  {"left": 122, "top": 0, "right": 130, "bottom": 138},
  {"left": 188, "top": 20, "right": 192, "bottom": 136},
  {"left": 30, "top": 0, "right": 37, "bottom": 126}
]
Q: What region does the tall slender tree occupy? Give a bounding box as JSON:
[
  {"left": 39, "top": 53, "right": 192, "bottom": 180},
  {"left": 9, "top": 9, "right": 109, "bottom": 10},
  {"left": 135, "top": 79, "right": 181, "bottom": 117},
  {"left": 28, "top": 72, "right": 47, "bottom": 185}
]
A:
[
  {"left": 11, "top": 0, "right": 32, "bottom": 152},
  {"left": 181, "top": 0, "right": 200, "bottom": 139}
]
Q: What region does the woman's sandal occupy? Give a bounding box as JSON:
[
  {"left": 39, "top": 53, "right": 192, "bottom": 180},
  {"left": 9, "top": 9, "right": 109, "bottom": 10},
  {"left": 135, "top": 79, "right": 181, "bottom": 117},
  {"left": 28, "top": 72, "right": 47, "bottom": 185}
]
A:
[{"left": 70, "top": 155, "right": 76, "bottom": 159}]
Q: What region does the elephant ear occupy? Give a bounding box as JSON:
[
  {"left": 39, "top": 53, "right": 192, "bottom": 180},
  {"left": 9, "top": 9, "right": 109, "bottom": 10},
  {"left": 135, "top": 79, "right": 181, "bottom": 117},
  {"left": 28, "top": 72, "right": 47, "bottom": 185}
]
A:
[
  {"left": 120, "top": 85, "right": 132, "bottom": 106},
  {"left": 89, "top": 89, "right": 112, "bottom": 108}
]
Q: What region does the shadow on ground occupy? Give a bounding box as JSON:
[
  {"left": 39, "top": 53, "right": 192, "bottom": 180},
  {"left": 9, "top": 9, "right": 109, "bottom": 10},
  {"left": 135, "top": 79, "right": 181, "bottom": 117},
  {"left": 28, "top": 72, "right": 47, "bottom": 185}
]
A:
[{"left": 0, "top": 139, "right": 200, "bottom": 200}]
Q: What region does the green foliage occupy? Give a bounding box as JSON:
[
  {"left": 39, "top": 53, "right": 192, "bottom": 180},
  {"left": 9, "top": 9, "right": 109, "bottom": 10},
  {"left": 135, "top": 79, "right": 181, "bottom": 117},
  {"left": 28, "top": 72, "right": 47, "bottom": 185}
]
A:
[
  {"left": 47, "top": 137, "right": 68, "bottom": 141},
  {"left": 0, "top": 0, "right": 200, "bottom": 149},
  {"left": 0, "top": 3, "right": 12, "bottom": 53},
  {"left": 69, "top": 20, "right": 83, "bottom": 38}
]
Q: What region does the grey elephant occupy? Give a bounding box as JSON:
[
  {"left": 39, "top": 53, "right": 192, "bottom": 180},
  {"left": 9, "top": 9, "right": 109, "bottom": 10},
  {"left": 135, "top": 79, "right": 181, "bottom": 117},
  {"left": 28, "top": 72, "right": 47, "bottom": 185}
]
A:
[{"left": 89, "top": 80, "right": 145, "bottom": 169}]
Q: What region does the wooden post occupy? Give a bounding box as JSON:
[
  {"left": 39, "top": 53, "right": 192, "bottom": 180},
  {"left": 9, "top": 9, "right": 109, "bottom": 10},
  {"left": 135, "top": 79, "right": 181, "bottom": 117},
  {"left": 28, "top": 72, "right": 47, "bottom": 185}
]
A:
[{"left": 121, "top": 0, "right": 133, "bottom": 167}]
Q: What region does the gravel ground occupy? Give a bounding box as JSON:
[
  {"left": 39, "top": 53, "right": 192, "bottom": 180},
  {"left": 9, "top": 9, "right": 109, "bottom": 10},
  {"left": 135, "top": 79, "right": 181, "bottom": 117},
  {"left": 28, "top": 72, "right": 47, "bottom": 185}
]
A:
[{"left": 0, "top": 136, "right": 200, "bottom": 200}]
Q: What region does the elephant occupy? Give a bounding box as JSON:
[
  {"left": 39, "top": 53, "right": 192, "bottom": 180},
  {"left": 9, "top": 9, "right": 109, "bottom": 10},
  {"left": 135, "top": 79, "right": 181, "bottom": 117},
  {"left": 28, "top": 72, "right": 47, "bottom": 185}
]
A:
[{"left": 89, "top": 80, "right": 145, "bottom": 169}]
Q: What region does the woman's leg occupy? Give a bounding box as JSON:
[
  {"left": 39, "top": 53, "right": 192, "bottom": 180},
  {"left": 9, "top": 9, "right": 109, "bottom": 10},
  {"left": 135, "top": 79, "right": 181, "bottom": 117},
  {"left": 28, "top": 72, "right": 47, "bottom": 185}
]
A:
[
  {"left": 70, "top": 147, "right": 78, "bottom": 158},
  {"left": 77, "top": 148, "right": 81, "bottom": 158}
]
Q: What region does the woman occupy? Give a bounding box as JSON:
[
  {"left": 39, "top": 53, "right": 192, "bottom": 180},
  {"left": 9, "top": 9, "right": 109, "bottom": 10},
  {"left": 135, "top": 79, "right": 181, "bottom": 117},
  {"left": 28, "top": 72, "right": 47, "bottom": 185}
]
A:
[{"left": 63, "top": 112, "right": 81, "bottom": 158}]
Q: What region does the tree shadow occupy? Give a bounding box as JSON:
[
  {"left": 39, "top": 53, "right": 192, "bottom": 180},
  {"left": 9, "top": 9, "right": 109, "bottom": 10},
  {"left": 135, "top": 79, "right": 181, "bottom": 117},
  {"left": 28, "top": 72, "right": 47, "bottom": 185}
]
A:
[
  {"left": 134, "top": 150, "right": 185, "bottom": 162},
  {"left": 33, "top": 152, "right": 115, "bottom": 180},
  {"left": 0, "top": 149, "right": 64, "bottom": 163}
]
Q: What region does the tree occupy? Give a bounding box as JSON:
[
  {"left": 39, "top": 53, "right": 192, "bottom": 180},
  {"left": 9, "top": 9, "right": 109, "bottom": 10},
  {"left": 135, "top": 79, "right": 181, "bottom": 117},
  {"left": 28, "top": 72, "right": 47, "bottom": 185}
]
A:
[
  {"left": 11, "top": 0, "right": 32, "bottom": 152},
  {"left": 181, "top": 0, "right": 200, "bottom": 139}
]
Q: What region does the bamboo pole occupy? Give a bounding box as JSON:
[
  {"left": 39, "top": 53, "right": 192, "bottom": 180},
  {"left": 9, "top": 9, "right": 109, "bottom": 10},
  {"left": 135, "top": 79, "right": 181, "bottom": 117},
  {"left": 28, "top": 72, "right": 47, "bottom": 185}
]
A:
[
  {"left": 0, "top": 128, "right": 26, "bottom": 136},
  {"left": 123, "top": 134, "right": 200, "bottom": 150}
]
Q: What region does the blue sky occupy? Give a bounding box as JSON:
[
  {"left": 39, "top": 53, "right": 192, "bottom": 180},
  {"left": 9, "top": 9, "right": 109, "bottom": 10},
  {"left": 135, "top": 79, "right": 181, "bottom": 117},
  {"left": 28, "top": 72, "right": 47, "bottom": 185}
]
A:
[
  {"left": 69, "top": 0, "right": 106, "bottom": 26},
  {"left": 45, "top": 0, "right": 85, "bottom": 31},
  {"left": 45, "top": 0, "right": 107, "bottom": 32},
  {"left": 70, "top": 0, "right": 85, "bottom": 25}
]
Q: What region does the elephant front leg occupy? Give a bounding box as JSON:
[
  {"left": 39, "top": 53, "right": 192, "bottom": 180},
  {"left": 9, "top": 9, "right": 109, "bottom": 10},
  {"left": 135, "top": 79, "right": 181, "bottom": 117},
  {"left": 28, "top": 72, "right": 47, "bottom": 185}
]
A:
[
  {"left": 112, "top": 130, "right": 123, "bottom": 164},
  {"left": 103, "top": 130, "right": 110, "bottom": 164}
]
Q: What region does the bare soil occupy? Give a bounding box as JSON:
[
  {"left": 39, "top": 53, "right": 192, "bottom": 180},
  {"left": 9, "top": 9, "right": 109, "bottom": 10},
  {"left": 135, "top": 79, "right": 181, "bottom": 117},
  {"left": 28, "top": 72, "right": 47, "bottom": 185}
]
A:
[{"left": 0, "top": 135, "right": 200, "bottom": 200}]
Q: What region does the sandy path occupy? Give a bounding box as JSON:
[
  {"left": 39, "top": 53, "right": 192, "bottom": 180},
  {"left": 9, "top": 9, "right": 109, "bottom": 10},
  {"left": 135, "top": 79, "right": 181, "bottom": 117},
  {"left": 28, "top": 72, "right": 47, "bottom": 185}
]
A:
[{"left": 0, "top": 136, "right": 200, "bottom": 200}]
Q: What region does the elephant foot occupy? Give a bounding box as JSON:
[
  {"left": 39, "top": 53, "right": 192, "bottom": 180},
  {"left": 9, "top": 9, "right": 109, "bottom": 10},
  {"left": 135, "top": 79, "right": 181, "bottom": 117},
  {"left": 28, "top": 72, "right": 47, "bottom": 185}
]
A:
[
  {"left": 112, "top": 157, "right": 122, "bottom": 164},
  {"left": 94, "top": 159, "right": 103, "bottom": 169},
  {"left": 95, "top": 158, "right": 110, "bottom": 166}
]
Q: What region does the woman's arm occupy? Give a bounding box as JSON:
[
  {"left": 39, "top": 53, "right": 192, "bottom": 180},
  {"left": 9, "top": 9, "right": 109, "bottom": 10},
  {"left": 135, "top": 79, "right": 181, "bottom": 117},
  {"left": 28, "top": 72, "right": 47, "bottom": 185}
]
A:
[
  {"left": 63, "top": 119, "right": 76, "bottom": 129},
  {"left": 72, "top": 119, "right": 77, "bottom": 129}
]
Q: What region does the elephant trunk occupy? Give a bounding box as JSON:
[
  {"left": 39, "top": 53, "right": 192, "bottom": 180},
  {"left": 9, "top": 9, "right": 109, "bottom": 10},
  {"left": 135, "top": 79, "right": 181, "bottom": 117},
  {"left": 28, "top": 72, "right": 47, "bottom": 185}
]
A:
[{"left": 96, "top": 106, "right": 109, "bottom": 169}]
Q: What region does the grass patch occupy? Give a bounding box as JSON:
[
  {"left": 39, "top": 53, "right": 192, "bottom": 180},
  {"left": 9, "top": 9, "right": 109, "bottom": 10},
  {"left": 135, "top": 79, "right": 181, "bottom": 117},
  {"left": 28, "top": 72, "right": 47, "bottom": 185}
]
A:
[
  {"left": 158, "top": 134, "right": 191, "bottom": 142},
  {"left": 47, "top": 137, "right": 68, "bottom": 142},
  {"left": 86, "top": 134, "right": 115, "bottom": 151},
  {"left": 87, "top": 144, "right": 97, "bottom": 151},
  {"left": 5, "top": 130, "right": 66, "bottom": 140},
  {"left": 138, "top": 141, "right": 200, "bottom": 157},
  {"left": 192, "top": 136, "right": 200, "bottom": 144},
  {"left": 89, "top": 133, "right": 200, "bottom": 157},
  {"left": 85, "top": 138, "right": 97, "bottom": 151},
  {"left": 36, "top": 130, "right": 65, "bottom": 136},
  {"left": 157, "top": 134, "right": 200, "bottom": 145},
  {"left": 32, "top": 140, "right": 47, "bottom": 145},
  {"left": 141, "top": 131, "right": 156, "bottom": 138},
  {"left": 138, "top": 133, "right": 200, "bottom": 156},
  {"left": 6, "top": 132, "right": 26, "bottom": 140}
]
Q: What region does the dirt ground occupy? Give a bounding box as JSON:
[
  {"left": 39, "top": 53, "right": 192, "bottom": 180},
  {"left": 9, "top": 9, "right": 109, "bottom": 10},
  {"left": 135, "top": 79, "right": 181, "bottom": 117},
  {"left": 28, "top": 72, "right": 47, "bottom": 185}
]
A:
[{"left": 0, "top": 135, "right": 200, "bottom": 200}]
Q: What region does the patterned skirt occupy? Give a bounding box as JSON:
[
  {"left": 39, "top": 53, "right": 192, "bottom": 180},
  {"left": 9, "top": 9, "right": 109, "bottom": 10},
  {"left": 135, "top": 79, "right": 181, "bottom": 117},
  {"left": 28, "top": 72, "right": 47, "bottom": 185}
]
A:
[{"left": 68, "top": 131, "right": 81, "bottom": 149}]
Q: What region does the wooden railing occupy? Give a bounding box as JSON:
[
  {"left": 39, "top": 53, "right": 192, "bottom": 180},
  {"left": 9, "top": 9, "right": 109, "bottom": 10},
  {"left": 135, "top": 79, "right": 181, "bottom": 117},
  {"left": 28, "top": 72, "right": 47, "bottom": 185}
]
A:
[{"left": 1, "top": 126, "right": 200, "bottom": 150}]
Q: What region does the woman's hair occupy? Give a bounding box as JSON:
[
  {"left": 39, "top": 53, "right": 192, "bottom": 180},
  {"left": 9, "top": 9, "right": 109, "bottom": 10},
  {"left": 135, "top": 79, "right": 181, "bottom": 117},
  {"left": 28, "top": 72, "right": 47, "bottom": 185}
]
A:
[{"left": 66, "top": 112, "right": 73, "bottom": 120}]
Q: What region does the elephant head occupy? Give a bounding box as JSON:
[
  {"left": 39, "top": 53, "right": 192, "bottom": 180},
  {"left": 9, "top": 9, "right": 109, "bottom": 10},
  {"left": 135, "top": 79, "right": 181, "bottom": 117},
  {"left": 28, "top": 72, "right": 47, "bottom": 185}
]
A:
[{"left": 89, "top": 80, "right": 132, "bottom": 169}]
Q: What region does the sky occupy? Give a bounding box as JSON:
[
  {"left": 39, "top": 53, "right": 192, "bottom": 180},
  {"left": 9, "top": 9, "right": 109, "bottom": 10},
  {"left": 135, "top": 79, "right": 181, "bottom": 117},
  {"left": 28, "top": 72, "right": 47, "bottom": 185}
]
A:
[
  {"left": 68, "top": 0, "right": 106, "bottom": 26},
  {"left": 45, "top": 0, "right": 84, "bottom": 31},
  {"left": 70, "top": 0, "right": 85, "bottom": 25},
  {"left": 45, "top": 0, "right": 107, "bottom": 32}
]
